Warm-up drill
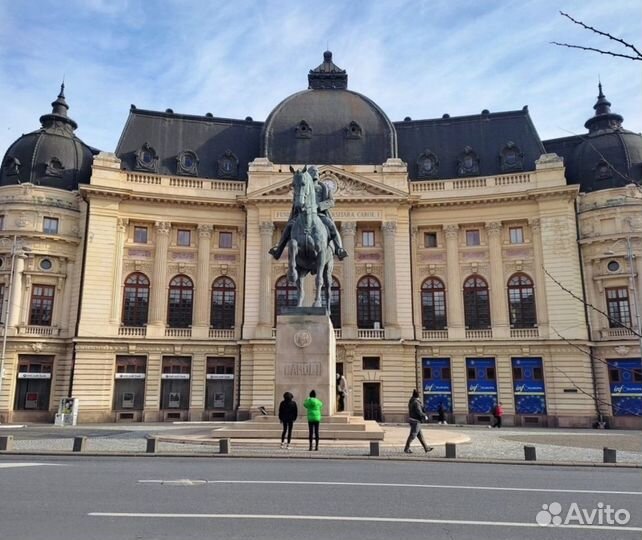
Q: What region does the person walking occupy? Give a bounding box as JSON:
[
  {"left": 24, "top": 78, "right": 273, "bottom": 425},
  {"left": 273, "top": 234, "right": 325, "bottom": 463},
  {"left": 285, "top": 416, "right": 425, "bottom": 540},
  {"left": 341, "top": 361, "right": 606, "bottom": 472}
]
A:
[
  {"left": 303, "top": 390, "right": 323, "bottom": 451},
  {"left": 490, "top": 401, "right": 504, "bottom": 428},
  {"left": 437, "top": 401, "right": 447, "bottom": 425},
  {"left": 278, "top": 392, "right": 298, "bottom": 449},
  {"left": 404, "top": 389, "right": 433, "bottom": 454}
]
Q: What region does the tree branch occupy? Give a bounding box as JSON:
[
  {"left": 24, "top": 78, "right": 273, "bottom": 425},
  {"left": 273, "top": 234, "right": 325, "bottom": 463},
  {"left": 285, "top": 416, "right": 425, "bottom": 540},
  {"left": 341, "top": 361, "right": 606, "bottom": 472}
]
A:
[{"left": 550, "top": 42, "right": 642, "bottom": 61}]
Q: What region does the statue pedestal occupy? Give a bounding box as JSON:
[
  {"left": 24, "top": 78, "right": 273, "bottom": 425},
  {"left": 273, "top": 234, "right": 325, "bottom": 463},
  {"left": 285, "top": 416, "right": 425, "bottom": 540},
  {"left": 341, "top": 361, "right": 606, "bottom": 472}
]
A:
[{"left": 275, "top": 307, "right": 336, "bottom": 416}]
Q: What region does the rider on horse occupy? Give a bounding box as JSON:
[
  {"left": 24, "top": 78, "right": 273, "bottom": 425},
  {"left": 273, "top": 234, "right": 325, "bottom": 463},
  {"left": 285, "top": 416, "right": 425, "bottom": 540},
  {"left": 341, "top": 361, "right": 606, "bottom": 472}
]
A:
[{"left": 269, "top": 165, "right": 348, "bottom": 260}]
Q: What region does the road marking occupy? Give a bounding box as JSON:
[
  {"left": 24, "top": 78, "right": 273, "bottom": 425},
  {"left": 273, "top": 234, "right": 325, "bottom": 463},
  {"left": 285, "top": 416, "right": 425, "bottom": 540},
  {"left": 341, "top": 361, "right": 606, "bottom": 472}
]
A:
[
  {"left": 0, "top": 463, "right": 62, "bottom": 469},
  {"left": 88, "top": 512, "right": 642, "bottom": 532},
  {"left": 137, "top": 479, "right": 642, "bottom": 496}
]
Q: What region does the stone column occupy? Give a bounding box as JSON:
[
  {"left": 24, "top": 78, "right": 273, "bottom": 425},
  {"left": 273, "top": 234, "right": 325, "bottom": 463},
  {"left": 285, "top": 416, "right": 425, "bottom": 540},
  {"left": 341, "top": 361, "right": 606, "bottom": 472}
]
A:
[
  {"left": 60, "top": 261, "right": 74, "bottom": 332},
  {"left": 382, "top": 221, "right": 399, "bottom": 338},
  {"left": 257, "top": 222, "right": 274, "bottom": 337},
  {"left": 110, "top": 218, "right": 128, "bottom": 324},
  {"left": 148, "top": 221, "right": 171, "bottom": 333},
  {"left": 444, "top": 225, "right": 464, "bottom": 338},
  {"left": 8, "top": 254, "right": 26, "bottom": 327},
  {"left": 192, "top": 225, "right": 212, "bottom": 337},
  {"left": 530, "top": 218, "right": 549, "bottom": 338},
  {"left": 486, "top": 222, "right": 509, "bottom": 338},
  {"left": 340, "top": 222, "right": 357, "bottom": 339}
]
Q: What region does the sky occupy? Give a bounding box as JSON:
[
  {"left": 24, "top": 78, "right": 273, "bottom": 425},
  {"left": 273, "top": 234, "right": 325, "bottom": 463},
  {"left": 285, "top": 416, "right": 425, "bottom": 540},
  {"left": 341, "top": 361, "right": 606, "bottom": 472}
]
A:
[{"left": 0, "top": 0, "right": 640, "bottom": 154}]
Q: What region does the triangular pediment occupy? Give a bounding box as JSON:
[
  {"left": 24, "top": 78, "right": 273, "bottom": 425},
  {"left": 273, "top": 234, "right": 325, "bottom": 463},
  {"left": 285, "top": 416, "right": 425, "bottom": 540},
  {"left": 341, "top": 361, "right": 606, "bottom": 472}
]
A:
[{"left": 246, "top": 166, "right": 408, "bottom": 201}]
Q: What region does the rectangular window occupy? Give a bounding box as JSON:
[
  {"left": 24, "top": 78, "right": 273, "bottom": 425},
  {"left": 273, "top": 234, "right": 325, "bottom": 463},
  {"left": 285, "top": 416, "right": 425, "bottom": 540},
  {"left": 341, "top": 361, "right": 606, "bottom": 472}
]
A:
[
  {"left": 177, "top": 229, "right": 191, "bottom": 247},
  {"left": 465, "top": 229, "right": 480, "bottom": 246},
  {"left": 113, "top": 356, "right": 146, "bottom": 411},
  {"left": 206, "top": 357, "right": 235, "bottom": 410},
  {"left": 512, "top": 367, "right": 523, "bottom": 380},
  {"left": 424, "top": 232, "right": 437, "bottom": 248},
  {"left": 422, "top": 367, "right": 432, "bottom": 380},
  {"left": 14, "top": 355, "right": 54, "bottom": 411},
  {"left": 441, "top": 367, "right": 451, "bottom": 380},
  {"left": 219, "top": 231, "right": 233, "bottom": 249},
  {"left": 29, "top": 285, "right": 55, "bottom": 326},
  {"left": 362, "top": 230, "right": 375, "bottom": 247},
  {"left": 43, "top": 217, "right": 59, "bottom": 235},
  {"left": 362, "top": 356, "right": 381, "bottom": 370},
  {"left": 0, "top": 215, "right": 4, "bottom": 230},
  {"left": 467, "top": 367, "right": 476, "bottom": 380},
  {"left": 606, "top": 287, "right": 632, "bottom": 328},
  {"left": 133, "top": 226, "right": 148, "bottom": 244},
  {"left": 509, "top": 227, "right": 524, "bottom": 244},
  {"left": 161, "top": 356, "right": 191, "bottom": 410}
]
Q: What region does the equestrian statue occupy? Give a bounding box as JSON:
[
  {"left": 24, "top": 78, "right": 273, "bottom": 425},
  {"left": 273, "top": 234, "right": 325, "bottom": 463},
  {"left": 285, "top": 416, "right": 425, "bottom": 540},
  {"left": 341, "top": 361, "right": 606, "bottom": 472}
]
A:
[{"left": 269, "top": 165, "right": 348, "bottom": 312}]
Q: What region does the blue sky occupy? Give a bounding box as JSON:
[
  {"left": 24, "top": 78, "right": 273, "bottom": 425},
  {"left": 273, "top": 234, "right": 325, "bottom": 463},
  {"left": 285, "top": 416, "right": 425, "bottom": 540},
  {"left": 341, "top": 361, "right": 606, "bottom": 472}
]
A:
[{"left": 0, "top": 0, "right": 640, "bottom": 154}]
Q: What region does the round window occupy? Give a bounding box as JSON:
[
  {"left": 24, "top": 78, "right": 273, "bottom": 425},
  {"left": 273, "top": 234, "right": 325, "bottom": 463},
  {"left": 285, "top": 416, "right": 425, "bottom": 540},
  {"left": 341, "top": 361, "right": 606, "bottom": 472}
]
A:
[
  {"left": 40, "top": 259, "right": 53, "bottom": 271},
  {"left": 607, "top": 260, "right": 620, "bottom": 272}
]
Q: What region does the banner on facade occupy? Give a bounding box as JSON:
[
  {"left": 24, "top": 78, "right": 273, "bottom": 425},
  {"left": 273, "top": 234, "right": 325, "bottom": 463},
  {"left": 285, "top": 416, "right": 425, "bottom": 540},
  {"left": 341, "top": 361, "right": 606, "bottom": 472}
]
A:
[{"left": 422, "top": 358, "right": 452, "bottom": 412}]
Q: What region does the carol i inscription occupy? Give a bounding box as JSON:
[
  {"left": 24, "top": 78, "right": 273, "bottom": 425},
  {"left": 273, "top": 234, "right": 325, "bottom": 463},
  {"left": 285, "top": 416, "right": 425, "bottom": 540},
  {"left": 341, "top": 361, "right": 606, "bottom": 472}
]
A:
[{"left": 282, "top": 363, "right": 322, "bottom": 377}]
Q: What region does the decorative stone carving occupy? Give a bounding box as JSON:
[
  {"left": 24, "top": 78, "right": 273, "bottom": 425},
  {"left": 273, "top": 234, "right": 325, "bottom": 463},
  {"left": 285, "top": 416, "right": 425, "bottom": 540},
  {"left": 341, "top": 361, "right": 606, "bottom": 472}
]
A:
[
  {"left": 176, "top": 150, "right": 199, "bottom": 176},
  {"left": 155, "top": 221, "right": 171, "bottom": 235},
  {"left": 457, "top": 146, "right": 480, "bottom": 176},
  {"left": 486, "top": 222, "right": 502, "bottom": 236},
  {"left": 444, "top": 225, "right": 459, "bottom": 239},
  {"left": 198, "top": 224, "right": 213, "bottom": 238},
  {"left": 45, "top": 157, "right": 64, "bottom": 177},
  {"left": 345, "top": 121, "right": 363, "bottom": 139},
  {"left": 259, "top": 221, "right": 275, "bottom": 234},
  {"left": 341, "top": 222, "right": 357, "bottom": 235},
  {"left": 295, "top": 120, "right": 312, "bottom": 139},
  {"left": 499, "top": 141, "right": 524, "bottom": 172},
  {"left": 382, "top": 221, "right": 397, "bottom": 235},
  {"left": 416, "top": 149, "right": 440, "bottom": 179},
  {"left": 117, "top": 218, "right": 129, "bottom": 232},
  {"left": 135, "top": 142, "right": 158, "bottom": 172},
  {"left": 293, "top": 330, "right": 312, "bottom": 348},
  {"left": 217, "top": 150, "right": 239, "bottom": 178}
]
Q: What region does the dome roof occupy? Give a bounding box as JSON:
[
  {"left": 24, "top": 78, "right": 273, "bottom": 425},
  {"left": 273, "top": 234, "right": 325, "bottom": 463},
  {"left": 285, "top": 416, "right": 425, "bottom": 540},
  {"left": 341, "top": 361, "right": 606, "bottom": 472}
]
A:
[
  {"left": 262, "top": 51, "right": 397, "bottom": 165},
  {"left": 567, "top": 84, "right": 642, "bottom": 192},
  {"left": 0, "top": 84, "right": 97, "bottom": 191}
]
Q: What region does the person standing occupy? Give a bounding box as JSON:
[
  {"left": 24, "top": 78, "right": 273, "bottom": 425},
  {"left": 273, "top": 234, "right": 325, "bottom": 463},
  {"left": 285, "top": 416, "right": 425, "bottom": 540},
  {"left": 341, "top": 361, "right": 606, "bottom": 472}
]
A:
[
  {"left": 404, "top": 389, "right": 433, "bottom": 454},
  {"left": 437, "top": 401, "right": 447, "bottom": 425},
  {"left": 278, "top": 392, "right": 298, "bottom": 449},
  {"left": 303, "top": 390, "right": 323, "bottom": 451},
  {"left": 490, "top": 401, "right": 504, "bottom": 428}
]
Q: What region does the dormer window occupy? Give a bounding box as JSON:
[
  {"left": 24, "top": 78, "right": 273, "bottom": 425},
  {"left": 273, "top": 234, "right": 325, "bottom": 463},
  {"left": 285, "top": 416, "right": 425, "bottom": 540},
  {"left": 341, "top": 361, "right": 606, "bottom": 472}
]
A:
[
  {"left": 595, "top": 160, "right": 613, "bottom": 180},
  {"left": 176, "top": 150, "right": 199, "bottom": 176},
  {"left": 45, "top": 157, "right": 64, "bottom": 177},
  {"left": 345, "top": 121, "right": 362, "bottom": 139},
  {"left": 3, "top": 156, "right": 21, "bottom": 177},
  {"left": 417, "top": 149, "right": 440, "bottom": 179},
  {"left": 499, "top": 142, "right": 524, "bottom": 172},
  {"left": 135, "top": 142, "right": 158, "bottom": 172},
  {"left": 218, "top": 150, "right": 239, "bottom": 179},
  {"left": 295, "top": 120, "right": 312, "bottom": 139},
  {"left": 457, "top": 146, "right": 480, "bottom": 177}
]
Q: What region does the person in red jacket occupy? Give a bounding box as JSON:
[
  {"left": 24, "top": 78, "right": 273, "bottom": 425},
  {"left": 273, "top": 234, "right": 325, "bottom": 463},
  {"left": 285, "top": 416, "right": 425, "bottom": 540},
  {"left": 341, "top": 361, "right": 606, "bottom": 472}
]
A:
[{"left": 490, "top": 401, "right": 504, "bottom": 428}]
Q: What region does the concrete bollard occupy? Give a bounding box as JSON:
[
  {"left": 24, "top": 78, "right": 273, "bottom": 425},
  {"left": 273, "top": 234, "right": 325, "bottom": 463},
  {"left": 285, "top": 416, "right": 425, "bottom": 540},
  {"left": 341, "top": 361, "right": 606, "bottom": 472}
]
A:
[
  {"left": 72, "top": 436, "right": 87, "bottom": 452},
  {"left": 445, "top": 442, "right": 457, "bottom": 459},
  {"left": 0, "top": 435, "right": 14, "bottom": 451},
  {"left": 219, "top": 438, "right": 231, "bottom": 454},
  {"left": 524, "top": 445, "right": 537, "bottom": 461},
  {"left": 369, "top": 441, "right": 380, "bottom": 456},
  {"left": 603, "top": 447, "right": 617, "bottom": 464},
  {"left": 146, "top": 437, "right": 158, "bottom": 454}
]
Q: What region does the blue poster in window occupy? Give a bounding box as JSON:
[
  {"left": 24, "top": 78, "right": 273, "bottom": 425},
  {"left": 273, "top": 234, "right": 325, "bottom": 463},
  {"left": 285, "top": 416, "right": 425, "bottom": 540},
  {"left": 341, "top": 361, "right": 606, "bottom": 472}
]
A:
[
  {"left": 422, "top": 358, "right": 452, "bottom": 412},
  {"left": 512, "top": 357, "right": 546, "bottom": 415},
  {"left": 608, "top": 358, "right": 642, "bottom": 416},
  {"left": 466, "top": 357, "right": 497, "bottom": 413}
]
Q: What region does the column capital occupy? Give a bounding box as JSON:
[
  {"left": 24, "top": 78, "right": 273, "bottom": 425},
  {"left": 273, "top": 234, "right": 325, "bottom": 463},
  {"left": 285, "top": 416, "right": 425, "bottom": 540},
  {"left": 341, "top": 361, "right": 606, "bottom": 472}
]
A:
[
  {"left": 444, "top": 224, "right": 459, "bottom": 239},
  {"left": 259, "top": 221, "right": 274, "bottom": 234},
  {"left": 198, "top": 224, "right": 213, "bottom": 238},
  {"left": 485, "top": 222, "right": 502, "bottom": 236},
  {"left": 237, "top": 225, "right": 246, "bottom": 239},
  {"left": 341, "top": 222, "right": 357, "bottom": 235},
  {"left": 155, "top": 221, "right": 171, "bottom": 235},
  {"left": 117, "top": 218, "right": 129, "bottom": 232},
  {"left": 381, "top": 221, "right": 397, "bottom": 235},
  {"left": 529, "top": 218, "right": 541, "bottom": 231}
]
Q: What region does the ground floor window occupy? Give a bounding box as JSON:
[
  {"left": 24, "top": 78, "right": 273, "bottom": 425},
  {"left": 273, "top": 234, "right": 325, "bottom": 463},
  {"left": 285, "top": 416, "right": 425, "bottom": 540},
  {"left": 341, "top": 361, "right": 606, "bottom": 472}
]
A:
[
  {"left": 161, "top": 356, "right": 191, "bottom": 409},
  {"left": 466, "top": 357, "right": 497, "bottom": 413},
  {"left": 608, "top": 358, "right": 642, "bottom": 416},
  {"left": 422, "top": 357, "right": 452, "bottom": 412},
  {"left": 205, "top": 357, "right": 235, "bottom": 410},
  {"left": 512, "top": 357, "right": 546, "bottom": 414},
  {"left": 15, "top": 355, "right": 53, "bottom": 411},
  {"left": 113, "top": 356, "right": 146, "bottom": 411}
]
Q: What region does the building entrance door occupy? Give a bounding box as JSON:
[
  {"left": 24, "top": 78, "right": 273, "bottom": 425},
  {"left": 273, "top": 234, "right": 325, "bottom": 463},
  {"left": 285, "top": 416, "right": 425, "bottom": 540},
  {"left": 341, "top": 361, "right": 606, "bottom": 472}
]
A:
[{"left": 363, "top": 382, "right": 381, "bottom": 421}]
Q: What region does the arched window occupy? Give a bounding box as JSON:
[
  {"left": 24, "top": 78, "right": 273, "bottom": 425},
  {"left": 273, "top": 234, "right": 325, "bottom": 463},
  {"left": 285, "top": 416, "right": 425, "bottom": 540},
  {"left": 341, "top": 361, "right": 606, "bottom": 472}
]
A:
[
  {"left": 211, "top": 277, "right": 236, "bottom": 329},
  {"left": 463, "top": 276, "right": 490, "bottom": 329},
  {"left": 275, "top": 276, "right": 298, "bottom": 321},
  {"left": 357, "top": 276, "right": 382, "bottom": 329},
  {"left": 508, "top": 273, "right": 537, "bottom": 328},
  {"left": 421, "top": 277, "right": 447, "bottom": 330},
  {"left": 122, "top": 272, "right": 150, "bottom": 327},
  {"left": 321, "top": 276, "right": 342, "bottom": 328},
  {"left": 167, "top": 275, "right": 193, "bottom": 328}
]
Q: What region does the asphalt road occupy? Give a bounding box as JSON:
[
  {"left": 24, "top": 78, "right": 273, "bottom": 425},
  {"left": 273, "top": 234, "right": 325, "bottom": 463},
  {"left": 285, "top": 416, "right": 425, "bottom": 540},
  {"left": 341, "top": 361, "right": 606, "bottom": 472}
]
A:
[{"left": 0, "top": 456, "right": 640, "bottom": 540}]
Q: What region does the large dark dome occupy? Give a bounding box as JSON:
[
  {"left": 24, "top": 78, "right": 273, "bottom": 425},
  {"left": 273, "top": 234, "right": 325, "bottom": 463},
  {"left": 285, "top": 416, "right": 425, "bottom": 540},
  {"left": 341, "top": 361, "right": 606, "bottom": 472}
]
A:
[
  {"left": 0, "top": 85, "right": 97, "bottom": 191},
  {"left": 262, "top": 51, "right": 397, "bottom": 165},
  {"left": 566, "top": 85, "right": 642, "bottom": 192}
]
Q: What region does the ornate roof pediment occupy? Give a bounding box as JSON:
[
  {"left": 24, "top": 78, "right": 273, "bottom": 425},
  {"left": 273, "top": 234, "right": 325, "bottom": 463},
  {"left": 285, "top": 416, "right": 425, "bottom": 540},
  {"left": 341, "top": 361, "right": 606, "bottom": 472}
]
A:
[{"left": 246, "top": 166, "right": 408, "bottom": 201}]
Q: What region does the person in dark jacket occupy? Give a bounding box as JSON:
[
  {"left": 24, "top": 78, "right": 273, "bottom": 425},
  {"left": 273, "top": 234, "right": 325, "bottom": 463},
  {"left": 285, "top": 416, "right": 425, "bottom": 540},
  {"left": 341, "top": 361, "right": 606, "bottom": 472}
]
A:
[
  {"left": 437, "top": 401, "right": 447, "bottom": 425},
  {"left": 278, "top": 392, "right": 298, "bottom": 449},
  {"left": 404, "top": 389, "right": 433, "bottom": 454}
]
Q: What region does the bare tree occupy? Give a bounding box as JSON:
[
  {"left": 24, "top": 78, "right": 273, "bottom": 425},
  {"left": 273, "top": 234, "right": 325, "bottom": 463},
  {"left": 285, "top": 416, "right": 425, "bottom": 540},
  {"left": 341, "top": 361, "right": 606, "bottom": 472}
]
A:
[{"left": 551, "top": 11, "right": 642, "bottom": 61}]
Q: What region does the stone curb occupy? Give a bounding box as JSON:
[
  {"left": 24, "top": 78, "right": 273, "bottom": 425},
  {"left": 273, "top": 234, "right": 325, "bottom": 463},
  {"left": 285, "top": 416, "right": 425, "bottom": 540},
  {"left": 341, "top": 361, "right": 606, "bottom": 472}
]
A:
[{"left": 1, "top": 450, "right": 639, "bottom": 468}]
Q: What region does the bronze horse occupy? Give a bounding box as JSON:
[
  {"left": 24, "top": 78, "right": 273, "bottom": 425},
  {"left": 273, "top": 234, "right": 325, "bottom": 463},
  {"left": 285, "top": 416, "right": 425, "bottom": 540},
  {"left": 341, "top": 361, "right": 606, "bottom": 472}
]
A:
[{"left": 287, "top": 166, "right": 334, "bottom": 312}]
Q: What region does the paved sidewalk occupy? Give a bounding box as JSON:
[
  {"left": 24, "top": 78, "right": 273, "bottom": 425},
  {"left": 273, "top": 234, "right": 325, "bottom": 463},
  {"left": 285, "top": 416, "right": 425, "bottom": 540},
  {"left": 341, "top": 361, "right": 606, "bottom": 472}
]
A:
[{"left": 1, "top": 422, "right": 640, "bottom": 465}]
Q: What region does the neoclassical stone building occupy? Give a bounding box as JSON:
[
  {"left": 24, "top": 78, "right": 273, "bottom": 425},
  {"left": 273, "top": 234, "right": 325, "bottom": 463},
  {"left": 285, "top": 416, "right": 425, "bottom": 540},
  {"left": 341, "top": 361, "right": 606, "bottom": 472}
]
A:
[{"left": 1, "top": 52, "right": 641, "bottom": 427}]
